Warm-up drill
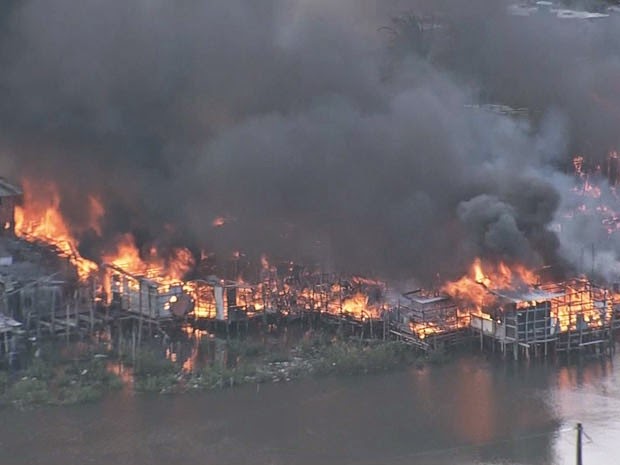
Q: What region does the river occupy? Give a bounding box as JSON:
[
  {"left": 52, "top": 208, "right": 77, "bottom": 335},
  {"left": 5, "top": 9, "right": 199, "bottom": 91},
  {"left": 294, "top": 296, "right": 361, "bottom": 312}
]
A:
[{"left": 0, "top": 353, "right": 618, "bottom": 465}]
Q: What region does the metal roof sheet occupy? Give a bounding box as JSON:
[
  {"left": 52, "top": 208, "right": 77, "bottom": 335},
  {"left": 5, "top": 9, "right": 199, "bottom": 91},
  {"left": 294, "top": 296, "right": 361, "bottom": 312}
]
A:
[{"left": 0, "top": 178, "right": 22, "bottom": 197}]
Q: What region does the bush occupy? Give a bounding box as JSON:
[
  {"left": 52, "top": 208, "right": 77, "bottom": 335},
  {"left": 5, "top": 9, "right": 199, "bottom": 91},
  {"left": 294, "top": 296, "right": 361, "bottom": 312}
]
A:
[
  {"left": 227, "top": 339, "right": 265, "bottom": 358},
  {"left": 23, "top": 358, "right": 55, "bottom": 381},
  {"left": 314, "top": 340, "right": 417, "bottom": 376},
  {"left": 58, "top": 384, "right": 104, "bottom": 404},
  {"left": 133, "top": 349, "right": 177, "bottom": 377},
  {"left": 264, "top": 350, "right": 291, "bottom": 363},
  {"left": 6, "top": 378, "right": 50, "bottom": 405},
  {"left": 134, "top": 373, "right": 179, "bottom": 393}
]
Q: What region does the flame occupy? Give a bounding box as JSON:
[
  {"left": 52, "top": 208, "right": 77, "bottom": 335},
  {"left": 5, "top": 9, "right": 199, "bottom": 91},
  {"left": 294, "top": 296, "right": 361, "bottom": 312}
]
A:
[
  {"left": 443, "top": 257, "right": 611, "bottom": 336},
  {"left": 410, "top": 321, "right": 441, "bottom": 340},
  {"left": 544, "top": 279, "right": 611, "bottom": 332},
  {"left": 14, "top": 180, "right": 98, "bottom": 281},
  {"left": 341, "top": 292, "right": 370, "bottom": 319},
  {"left": 442, "top": 258, "right": 539, "bottom": 317},
  {"left": 102, "top": 234, "right": 194, "bottom": 280},
  {"left": 103, "top": 233, "right": 145, "bottom": 274}
]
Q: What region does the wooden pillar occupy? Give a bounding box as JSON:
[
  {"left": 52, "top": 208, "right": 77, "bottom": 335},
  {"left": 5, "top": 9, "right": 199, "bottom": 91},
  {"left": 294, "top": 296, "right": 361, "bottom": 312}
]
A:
[
  {"left": 576, "top": 422, "right": 583, "bottom": 465},
  {"left": 65, "top": 302, "right": 70, "bottom": 343},
  {"left": 50, "top": 289, "right": 56, "bottom": 335}
]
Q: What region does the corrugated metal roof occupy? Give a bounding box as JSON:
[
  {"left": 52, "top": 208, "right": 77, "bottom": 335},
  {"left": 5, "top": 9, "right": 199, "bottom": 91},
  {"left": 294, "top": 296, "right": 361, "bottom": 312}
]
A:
[
  {"left": 0, "top": 178, "right": 22, "bottom": 197},
  {"left": 406, "top": 295, "right": 450, "bottom": 305},
  {"left": 489, "top": 288, "right": 564, "bottom": 303},
  {"left": 0, "top": 313, "right": 21, "bottom": 333}
]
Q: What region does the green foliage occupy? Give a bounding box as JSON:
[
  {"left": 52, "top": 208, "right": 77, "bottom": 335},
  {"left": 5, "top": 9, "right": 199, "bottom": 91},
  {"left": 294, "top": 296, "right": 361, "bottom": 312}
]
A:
[
  {"left": 23, "top": 358, "right": 55, "bottom": 381},
  {"left": 189, "top": 361, "right": 259, "bottom": 390},
  {"left": 6, "top": 378, "right": 50, "bottom": 405},
  {"left": 263, "top": 350, "right": 291, "bottom": 364},
  {"left": 134, "top": 373, "right": 178, "bottom": 393},
  {"left": 57, "top": 384, "right": 104, "bottom": 404},
  {"left": 1, "top": 356, "right": 122, "bottom": 407},
  {"left": 314, "top": 340, "right": 418, "bottom": 376},
  {"left": 227, "top": 339, "right": 265, "bottom": 358},
  {"left": 133, "top": 349, "right": 177, "bottom": 377}
]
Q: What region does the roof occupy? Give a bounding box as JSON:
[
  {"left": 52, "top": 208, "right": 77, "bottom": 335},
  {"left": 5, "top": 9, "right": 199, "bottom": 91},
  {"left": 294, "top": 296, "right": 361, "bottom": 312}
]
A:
[
  {"left": 405, "top": 295, "right": 450, "bottom": 305},
  {"left": 508, "top": 4, "right": 609, "bottom": 19},
  {"left": 0, "top": 178, "right": 22, "bottom": 197},
  {"left": 0, "top": 313, "right": 21, "bottom": 333},
  {"left": 489, "top": 288, "right": 565, "bottom": 304}
]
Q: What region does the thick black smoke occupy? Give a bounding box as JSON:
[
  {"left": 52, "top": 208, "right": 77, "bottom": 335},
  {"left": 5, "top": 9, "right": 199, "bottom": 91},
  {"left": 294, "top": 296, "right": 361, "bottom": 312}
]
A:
[{"left": 0, "top": 0, "right": 618, "bottom": 283}]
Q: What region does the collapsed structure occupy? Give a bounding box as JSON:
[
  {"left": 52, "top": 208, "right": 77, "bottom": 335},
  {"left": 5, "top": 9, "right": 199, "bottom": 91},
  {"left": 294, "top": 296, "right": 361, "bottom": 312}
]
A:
[{"left": 0, "top": 175, "right": 619, "bottom": 365}]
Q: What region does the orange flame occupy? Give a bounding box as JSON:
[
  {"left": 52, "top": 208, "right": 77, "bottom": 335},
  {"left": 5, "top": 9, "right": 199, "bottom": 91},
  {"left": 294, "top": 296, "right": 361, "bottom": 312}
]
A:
[
  {"left": 442, "top": 258, "right": 539, "bottom": 317},
  {"left": 14, "top": 180, "right": 98, "bottom": 281}
]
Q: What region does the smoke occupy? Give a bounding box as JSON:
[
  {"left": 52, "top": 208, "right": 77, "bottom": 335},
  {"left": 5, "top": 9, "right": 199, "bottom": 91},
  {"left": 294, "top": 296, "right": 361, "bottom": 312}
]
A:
[{"left": 0, "top": 0, "right": 619, "bottom": 283}]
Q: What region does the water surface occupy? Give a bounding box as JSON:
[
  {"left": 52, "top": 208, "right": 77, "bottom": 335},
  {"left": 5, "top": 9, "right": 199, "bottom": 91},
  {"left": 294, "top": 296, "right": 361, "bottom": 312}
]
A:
[{"left": 1, "top": 354, "right": 618, "bottom": 464}]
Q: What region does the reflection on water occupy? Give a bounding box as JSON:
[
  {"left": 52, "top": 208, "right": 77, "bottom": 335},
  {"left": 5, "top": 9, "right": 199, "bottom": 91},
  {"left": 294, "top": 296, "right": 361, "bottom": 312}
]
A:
[{"left": 1, "top": 353, "right": 619, "bottom": 465}]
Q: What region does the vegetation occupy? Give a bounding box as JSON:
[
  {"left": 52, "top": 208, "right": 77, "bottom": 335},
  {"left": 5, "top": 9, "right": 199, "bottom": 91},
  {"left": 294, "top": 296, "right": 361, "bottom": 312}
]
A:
[
  {"left": 0, "top": 329, "right": 447, "bottom": 407},
  {"left": 0, "top": 349, "right": 122, "bottom": 408}
]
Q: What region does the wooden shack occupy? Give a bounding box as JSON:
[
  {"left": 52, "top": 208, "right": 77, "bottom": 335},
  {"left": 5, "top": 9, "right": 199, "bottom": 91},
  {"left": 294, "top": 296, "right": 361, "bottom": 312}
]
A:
[
  {"left": 185, "top": 278, "right": 259, "bottom": 323},
  {"left": 106, "top": 264, "right": 190, "bottom": 322},
  {"left": 470, "top": 280, "right": 616, "bottom": 359},
  {"left": 390, "top": 292, "right": 467, "bottom": 350},
  {"left": 470, "top": 288, "right": 562, "bottom": 356}
]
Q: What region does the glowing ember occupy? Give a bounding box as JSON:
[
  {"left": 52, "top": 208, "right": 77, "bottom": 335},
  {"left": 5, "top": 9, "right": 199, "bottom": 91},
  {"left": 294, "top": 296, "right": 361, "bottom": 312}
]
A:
[{"left": 212, "top": 216, "right": 226, "bottom": 227}]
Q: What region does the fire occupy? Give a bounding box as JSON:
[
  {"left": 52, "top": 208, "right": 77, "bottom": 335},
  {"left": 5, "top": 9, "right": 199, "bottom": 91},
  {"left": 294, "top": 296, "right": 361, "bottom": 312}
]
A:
[
  {"left": 341, "top": 292, "right": 370, "bottom": 319},
  {"left": 103, "top": 233, "right": 145, "bottom": 274},
  {"left": 443, "top": 257, "right": 611, "bottom": 337},
  {"left": 14, "top": 180, "right": 98, "bottom": 281},
  {"left": 410, "top": 321, "right": 440, "bottom": 340},
  {"left": 544, "top": 279, "right": 611, "bottom": 332},
  {"left": 442, "top": 258, "right": 539, "bottom": 316}
]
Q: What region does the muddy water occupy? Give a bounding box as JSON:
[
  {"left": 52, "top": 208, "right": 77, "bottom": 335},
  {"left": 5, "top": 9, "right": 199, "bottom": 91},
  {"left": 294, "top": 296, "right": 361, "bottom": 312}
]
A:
[{"left": 0, "top": 354, "right": 619, "bottom": 465}]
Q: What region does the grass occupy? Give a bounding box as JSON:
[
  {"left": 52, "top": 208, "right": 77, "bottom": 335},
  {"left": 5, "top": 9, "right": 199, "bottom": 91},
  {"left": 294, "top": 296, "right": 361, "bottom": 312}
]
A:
[
  {"left": 0, "top": 329, "right": 438, "bottom": 405},
  {"left": 0, "top": 356, "right": 123, "bottom": 407},
  {"left": 131, "top": 348, "right": 180, "bottom": 393},
  {"left": 312, "top": 339, "right": 419, "bottom": 376},
  {"left": 185, "top": 336, "right": 423, "bottom": 391}
]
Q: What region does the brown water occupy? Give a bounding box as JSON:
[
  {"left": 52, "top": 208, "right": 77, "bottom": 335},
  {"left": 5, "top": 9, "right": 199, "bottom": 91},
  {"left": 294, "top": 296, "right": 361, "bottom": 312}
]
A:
[{"left": 0, "top": 353, "right": 618, "bottom": 465}]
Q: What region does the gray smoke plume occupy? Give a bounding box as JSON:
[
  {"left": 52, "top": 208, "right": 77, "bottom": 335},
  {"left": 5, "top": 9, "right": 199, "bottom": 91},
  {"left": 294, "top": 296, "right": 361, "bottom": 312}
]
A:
[{"left": 0, "top": 0, "right": 618, "bottom": 283}]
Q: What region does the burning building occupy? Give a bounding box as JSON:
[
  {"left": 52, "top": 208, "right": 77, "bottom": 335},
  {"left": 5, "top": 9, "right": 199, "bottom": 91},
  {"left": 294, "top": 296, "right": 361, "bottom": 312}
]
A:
[
  {"left": 390, "top": 291, "right": 468, "bottom": 350},
  {"left": 105, "top": 264, "right": 190, "bottom": 322},
  {"left": 451, "top": 260, "right": 618, "bottom": 359}
]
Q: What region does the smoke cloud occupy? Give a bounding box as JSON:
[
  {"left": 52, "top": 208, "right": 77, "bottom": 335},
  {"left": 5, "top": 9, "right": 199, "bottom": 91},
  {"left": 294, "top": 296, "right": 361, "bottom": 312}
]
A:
[{"left": 1, "top": 0, "right": 619, "bottom": 283}]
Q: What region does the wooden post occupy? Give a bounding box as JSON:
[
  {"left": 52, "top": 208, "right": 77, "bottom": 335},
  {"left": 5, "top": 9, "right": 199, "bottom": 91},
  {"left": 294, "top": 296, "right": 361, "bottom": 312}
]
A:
[
  {"left": 65, "top": 302, "right": 70, "bottom": 343},
  {"left": 131, "top": 325, "right": 137, "bottom": 364},
  {"left": 576, "top": 422, "right": 583, "bottom": 465},
  {"left": 88, "top": 288, "right": 95, "bottom": 334},
  {"left": 382, "top": 307, "right": 387, "bottom": 341},
  {"left": 50, "top": 289, "right": 56, "bottom": 335}
]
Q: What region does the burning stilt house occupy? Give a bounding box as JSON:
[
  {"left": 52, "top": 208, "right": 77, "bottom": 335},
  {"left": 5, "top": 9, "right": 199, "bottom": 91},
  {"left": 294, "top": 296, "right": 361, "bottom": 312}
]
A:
[
  {"left": 185, "top": 278, "right": 261, "bottom": 323},
  {"left": 470, "top": 287, "right": 562, "bottom": 358},
  {"left": 105, "top": 264, "right": 191, "bottom": 322},
  {"left": 389, "top": 291, "right": 468, "bottom": 351},
  {"left": 469, "top": 278, "right": 616, "bottom": 359}
]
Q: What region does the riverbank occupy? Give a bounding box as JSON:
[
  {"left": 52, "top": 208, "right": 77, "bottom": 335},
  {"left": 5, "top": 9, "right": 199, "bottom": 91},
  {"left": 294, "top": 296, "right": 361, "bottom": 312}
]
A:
[{"left": 0, "top": 332, "right": 441, "bottom": 408}]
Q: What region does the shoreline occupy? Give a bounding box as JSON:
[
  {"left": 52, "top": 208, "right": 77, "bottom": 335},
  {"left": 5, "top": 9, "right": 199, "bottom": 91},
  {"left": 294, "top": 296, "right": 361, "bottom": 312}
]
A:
[{"left": 0, "top": 332, "right": 442, "bottom": 408}]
